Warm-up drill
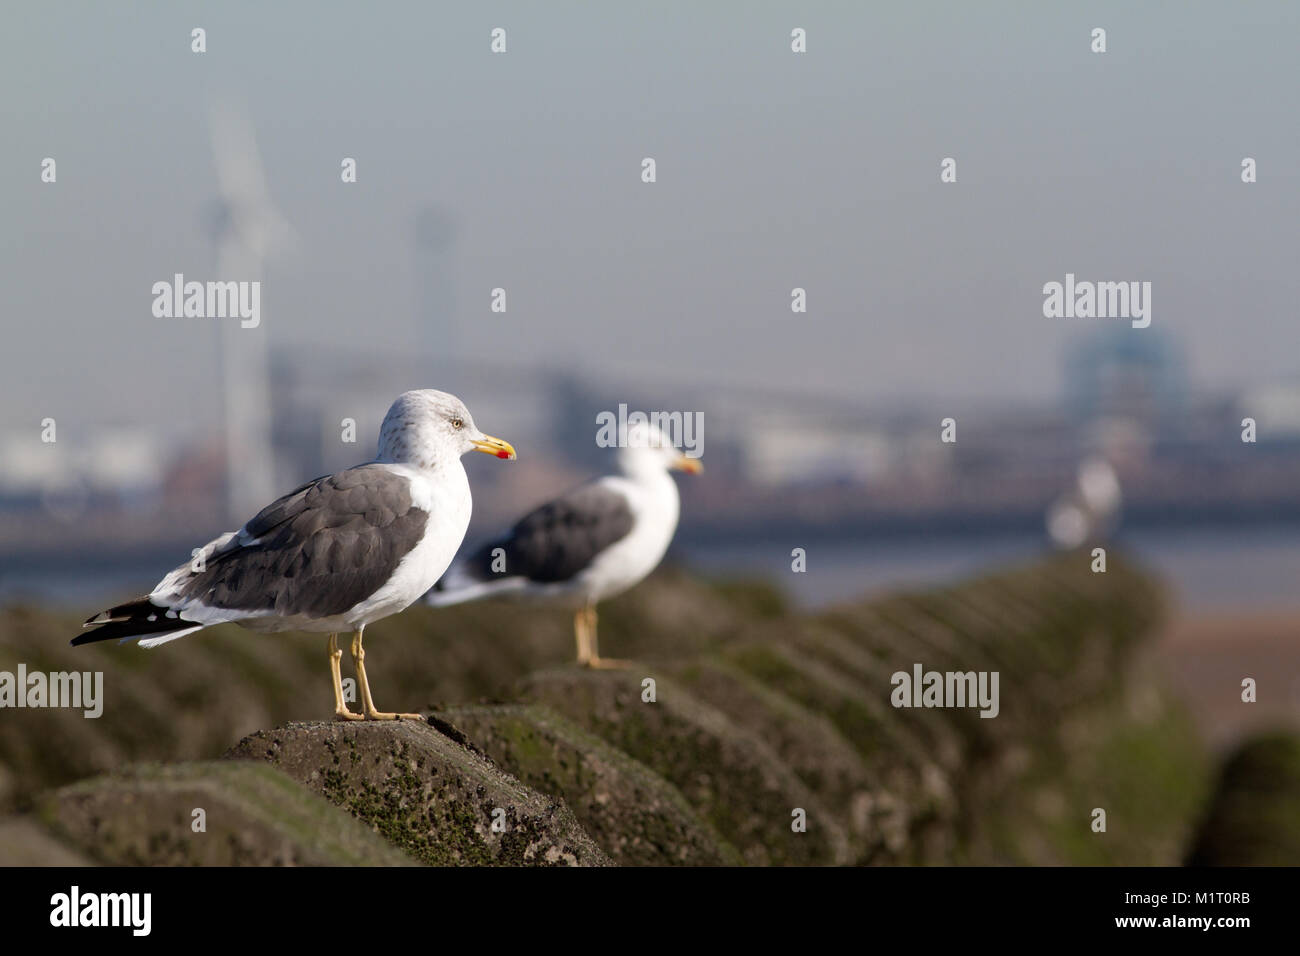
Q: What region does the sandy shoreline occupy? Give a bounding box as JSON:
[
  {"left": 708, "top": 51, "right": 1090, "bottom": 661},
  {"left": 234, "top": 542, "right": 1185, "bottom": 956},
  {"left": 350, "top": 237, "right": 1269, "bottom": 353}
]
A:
[{"left": 1152, "top": 606, "right": 1300, "bottom": 751}]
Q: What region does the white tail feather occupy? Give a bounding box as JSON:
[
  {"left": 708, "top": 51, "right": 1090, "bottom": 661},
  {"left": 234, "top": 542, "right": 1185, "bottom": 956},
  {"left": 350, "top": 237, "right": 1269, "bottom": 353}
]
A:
[
  {"left": 425, "top": 576, "right": 528, "bottom": 607},
  {"left": 136, "top": 625, "right": 207, "bottom": 648}
]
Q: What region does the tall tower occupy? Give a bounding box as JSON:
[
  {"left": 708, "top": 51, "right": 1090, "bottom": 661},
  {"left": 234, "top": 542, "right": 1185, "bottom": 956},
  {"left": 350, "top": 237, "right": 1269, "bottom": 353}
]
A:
[{"left": 206, "top": 100, "right": 295, "bottom": 523}]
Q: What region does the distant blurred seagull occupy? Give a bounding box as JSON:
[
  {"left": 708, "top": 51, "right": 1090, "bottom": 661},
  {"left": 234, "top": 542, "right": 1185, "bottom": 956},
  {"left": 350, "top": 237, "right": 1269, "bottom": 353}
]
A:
[
  {"left": 426, "top": 422, "right": 701, "bottom": 668},
  {"left": 1046, "top": 456, "right": 1122, "bottom": 549},
  {"left": 73, "top": 390, "right": 515, "bottom": 720}
]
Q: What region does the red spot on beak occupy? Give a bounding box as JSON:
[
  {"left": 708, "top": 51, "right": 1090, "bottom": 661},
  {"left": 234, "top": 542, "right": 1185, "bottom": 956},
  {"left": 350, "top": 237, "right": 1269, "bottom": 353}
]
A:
[{"left": 496, "top": 449, "right": 511, "bottom": 459}]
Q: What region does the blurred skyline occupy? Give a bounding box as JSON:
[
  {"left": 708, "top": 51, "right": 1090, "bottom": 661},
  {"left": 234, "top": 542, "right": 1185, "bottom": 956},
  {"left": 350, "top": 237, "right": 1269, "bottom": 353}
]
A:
[{"left": 4, "top": 1, "right": 1300, "bottom": 436}]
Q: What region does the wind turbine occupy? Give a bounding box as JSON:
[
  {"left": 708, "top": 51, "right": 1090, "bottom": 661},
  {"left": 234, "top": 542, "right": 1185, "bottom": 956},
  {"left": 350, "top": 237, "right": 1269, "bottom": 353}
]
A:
[{"left": 206, "top": 99, "right": 297, "bottom": 524}]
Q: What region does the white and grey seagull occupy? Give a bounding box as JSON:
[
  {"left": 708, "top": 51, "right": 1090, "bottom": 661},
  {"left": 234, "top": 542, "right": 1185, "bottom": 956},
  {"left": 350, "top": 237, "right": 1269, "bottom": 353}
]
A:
[
  {"left": 1046, "top": 455, "right": 1122, "bottom": 550},
  {"left": 425, "top": 421, "right": 701, "bottom": 668},
  {"left": 72, "top": 389, "right": 516, "bottom": 720}
]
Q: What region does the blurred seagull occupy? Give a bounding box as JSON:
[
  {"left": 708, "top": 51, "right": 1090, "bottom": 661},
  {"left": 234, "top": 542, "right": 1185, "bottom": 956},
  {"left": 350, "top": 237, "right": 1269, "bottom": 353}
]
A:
[
  {"left": 1046, "top": 455, "right": 1122, "bottom": 550},
  {"left": 72, "top": 390, "right": 515, "bottom": 720},
  {"left": 426, "top": 422, "right": 701, "bottom": 668}
]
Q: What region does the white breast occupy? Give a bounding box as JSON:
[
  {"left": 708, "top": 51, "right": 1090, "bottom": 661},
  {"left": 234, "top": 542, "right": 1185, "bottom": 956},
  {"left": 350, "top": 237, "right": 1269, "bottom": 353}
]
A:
[
  {"left": 346, "top": 461, "right": 472, "bottom": 627},
  {"left": 574, "top": 471, "right": 680, "bottom": 604}
]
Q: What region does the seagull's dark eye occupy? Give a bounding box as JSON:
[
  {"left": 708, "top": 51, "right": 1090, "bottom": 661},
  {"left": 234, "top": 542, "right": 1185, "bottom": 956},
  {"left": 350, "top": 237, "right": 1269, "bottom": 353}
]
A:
[{"left": 450, "top": 417, "right": 464, "bottom": 430}]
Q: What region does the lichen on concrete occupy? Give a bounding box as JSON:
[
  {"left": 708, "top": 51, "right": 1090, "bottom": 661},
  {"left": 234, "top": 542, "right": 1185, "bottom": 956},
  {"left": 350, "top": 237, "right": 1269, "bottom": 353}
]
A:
[
  {"left": 225, "top": 720, "right": 611, "bottom": 867},
  {"left": 436, "top": 703, "right": 741, "bottom": 865},
  {"left": 39, "top": 760, "right": 415, "bottom": 866},
  {"left": 517, "top": 668, "right": 852, "bottom": 866}
]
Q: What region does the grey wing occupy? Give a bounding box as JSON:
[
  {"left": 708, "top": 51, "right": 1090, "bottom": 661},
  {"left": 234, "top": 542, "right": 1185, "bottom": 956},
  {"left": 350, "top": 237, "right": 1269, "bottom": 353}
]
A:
[
  {"left": 460, "top": 480, "right": 635, "bottom": 584},
  {"left": 173, "top": 464, "right": 429, "bottom": 617}
]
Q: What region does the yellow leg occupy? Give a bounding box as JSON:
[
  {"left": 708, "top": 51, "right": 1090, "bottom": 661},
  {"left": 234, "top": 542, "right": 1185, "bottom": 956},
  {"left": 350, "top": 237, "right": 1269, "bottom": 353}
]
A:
[
  {"left": 330, "top": 633, "right": 362, "bottom": 720},
  {"left": 574, "top": 607, "right": 593, "bottom": 666},
  {"left": 350, "top": 628, "right": 423, "bottom": 721},
  {"left": 582, "top": 605, "right": 631, "bottom": 670}
]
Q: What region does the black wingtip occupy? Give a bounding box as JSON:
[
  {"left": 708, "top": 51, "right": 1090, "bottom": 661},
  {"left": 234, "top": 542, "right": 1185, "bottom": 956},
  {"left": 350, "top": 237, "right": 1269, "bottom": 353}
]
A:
[
  {"left": 71, "top": 601, "right": 195, "bottom": 647},
  {"left": 71, "top": 627, "right": 114, "bottom": 647}
]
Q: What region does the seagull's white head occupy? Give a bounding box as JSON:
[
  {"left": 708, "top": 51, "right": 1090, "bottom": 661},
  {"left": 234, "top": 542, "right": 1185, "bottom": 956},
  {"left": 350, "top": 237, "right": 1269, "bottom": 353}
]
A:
[
  {"left": 616, "top": 421, "right": 703, "bottom": 479},
  {"left": 377, "top": 389, "right": 516, "bottom": 469}
]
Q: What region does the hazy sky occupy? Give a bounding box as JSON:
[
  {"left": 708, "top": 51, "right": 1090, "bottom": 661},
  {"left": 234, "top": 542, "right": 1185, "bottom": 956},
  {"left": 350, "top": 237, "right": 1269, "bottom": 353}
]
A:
[{"left": 4, "top": 1, "right": 1298, "bottom": 434}]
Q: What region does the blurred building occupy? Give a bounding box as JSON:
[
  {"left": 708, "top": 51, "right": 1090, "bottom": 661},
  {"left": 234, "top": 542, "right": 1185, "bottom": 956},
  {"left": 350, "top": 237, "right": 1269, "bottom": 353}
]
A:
[{"left": 1064, "top": 325, "right": 1188, "bottom": 427}]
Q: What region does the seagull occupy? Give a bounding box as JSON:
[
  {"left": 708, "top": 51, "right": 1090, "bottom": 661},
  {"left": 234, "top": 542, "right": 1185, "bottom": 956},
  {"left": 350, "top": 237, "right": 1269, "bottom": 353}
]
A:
[
  {"left": 1046, "top": 455, "right": 1122, "bottom": 550},
  {"left": 426, "top": 422, "right": 701, "bottom": 668},
  {"left": 72, "top": 390, "right": 515, "bottom": 720}
]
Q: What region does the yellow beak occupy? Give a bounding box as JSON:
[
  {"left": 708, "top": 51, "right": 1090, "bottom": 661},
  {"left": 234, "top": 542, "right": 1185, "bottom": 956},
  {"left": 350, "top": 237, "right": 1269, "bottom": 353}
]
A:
[
  {"left": 472, "top": 435, "right": 517, "bottom": 460},
  {"left": 672, "top": 454, "right": 703, "bottom": 474}
]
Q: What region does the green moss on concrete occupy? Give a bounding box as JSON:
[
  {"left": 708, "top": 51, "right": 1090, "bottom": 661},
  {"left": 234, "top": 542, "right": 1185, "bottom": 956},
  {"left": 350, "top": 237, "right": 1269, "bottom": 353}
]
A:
[
  {"left": 41, "top": 760, "right": 416, "bottom": 866},
  {"left": 518, "top": 668, "right": 851, "bottom": 865},
  {"left": 958, "top": 691, "right": 1207, "bottom": 865},
  {"left": 226, "top": 720, "right": 610, "bottom": 867},
  {"left": 663, "top": 656, "right": 912, "bottom": 862},
  {"left": 439, "top": 703, "right": 741, "bottom": 865}
]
